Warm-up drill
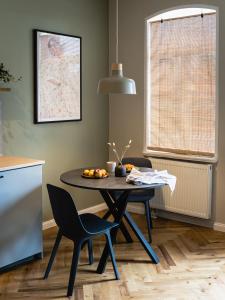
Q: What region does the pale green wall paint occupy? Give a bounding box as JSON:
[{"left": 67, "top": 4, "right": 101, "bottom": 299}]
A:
[
  {"left": 109, "top": 0, "right": 225, "bottom": 225},
  {"left": 0, "top": 0, "right": 109, "bottom": 221}
]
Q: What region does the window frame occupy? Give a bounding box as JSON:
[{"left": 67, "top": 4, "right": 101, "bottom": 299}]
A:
[{"left": 143, "top": 5, "right": 219, "bottom": 163}]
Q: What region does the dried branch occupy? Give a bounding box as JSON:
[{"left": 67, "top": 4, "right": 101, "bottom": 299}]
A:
[{"left": 108, "top": 139, "right": 132, "bottom": 165}]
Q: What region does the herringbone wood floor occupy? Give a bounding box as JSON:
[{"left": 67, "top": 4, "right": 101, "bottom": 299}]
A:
[{"left": 1, "top": 212, "right": 225, "bottom": 300}]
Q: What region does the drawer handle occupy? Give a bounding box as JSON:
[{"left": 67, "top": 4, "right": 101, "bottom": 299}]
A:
[{"left": 0, "top": 176, "right": 4, "bottom": 179}]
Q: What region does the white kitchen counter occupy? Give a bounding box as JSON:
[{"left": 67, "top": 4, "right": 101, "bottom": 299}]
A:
[{"left": 0, "top": 155, "right": 44, "bottom": 271}]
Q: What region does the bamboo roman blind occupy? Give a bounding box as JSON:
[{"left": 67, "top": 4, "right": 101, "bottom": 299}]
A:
[{"left": 148, "top": 13, "right": 216, "bottom": 157}]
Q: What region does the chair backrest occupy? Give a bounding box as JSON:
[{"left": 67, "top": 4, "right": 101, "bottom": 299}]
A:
[
  {"left": 47, "top": 184, "right": 85, "bottom": 239},
  {"left": 122, "top": 157, "right": 152, "bottom": 168},
  {"left": 122, "top": 157, "right": 155, "bottom": 198}
]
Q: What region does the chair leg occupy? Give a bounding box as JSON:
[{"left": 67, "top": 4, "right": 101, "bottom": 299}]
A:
[
  {"left": 81, "top": 240, "right": 94, "bottom": 264},
  {"left": 44, "top": 230, "right": 62, "bottom": 279},
  {"left": 149, "top": 206, "right": 153, "bottom": 229},
  {"left": 144, "top": 201, "right": 152, "bottom": 243},
  {"left": 105, "top": 232, "right": 120, "bottom": 280},
  {"left": 67, "top": 242, "right": 81, "bottom": 298},
  {"left": 102, "top": 210, "right": 111, "bottom": 220},
  {"left": 88, "top": 239, "right": 94, "bottom": 265}
]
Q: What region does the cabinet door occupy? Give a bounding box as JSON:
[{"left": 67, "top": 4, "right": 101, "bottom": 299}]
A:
[{"left": 0, "top": 165, "right": 43, "bottom": 268}]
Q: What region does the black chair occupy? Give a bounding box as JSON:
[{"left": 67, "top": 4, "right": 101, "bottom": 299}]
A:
[
  {"left": 44, "top": 184, "right": 119, "bottom": 297},
  {"left": 104, "top": 157, "right": 154, "bottom": 243}
]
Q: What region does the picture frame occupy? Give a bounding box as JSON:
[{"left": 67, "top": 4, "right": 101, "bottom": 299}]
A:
[{"left": 33, "top": 29, "right": 82, "bottom": 123}]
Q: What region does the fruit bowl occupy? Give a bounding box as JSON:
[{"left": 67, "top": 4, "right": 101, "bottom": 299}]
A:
[{"left": 82, "top": 168, "right": 109, "bottom": 179}]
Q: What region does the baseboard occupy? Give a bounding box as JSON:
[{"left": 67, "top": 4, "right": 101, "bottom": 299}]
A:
[
  {"left": 156, "top": 209, "right": 215, "bottom": 228},
  {"left": 42, "top": 219, "right": 56, "bottom": 230},
  {"left": 126, "top": 204, "right": 214, "bottom": 229},
  {"left": 213, "top": 222, "right": 225, "bottom": 232},
  {"left": 43, "top": 202, "right": 225, "bottom": 233},
  {"left": 42, "top": 202, "right": 107, "bottom": 230},
  {"left": 78, "top": 202, "right": 107, "bottom": 214}
]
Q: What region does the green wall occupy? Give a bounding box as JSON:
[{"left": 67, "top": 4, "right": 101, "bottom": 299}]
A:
[
  {"left": 0, "top": 0, "right": 109, "bottom": 221},
  {"left": 109, "top": 0, "right": 225, "bottom": 226}
]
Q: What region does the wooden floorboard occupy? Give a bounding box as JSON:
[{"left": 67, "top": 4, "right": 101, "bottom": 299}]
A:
[{"left": 1, "top": 213, "right": 225, "bottom": 299}]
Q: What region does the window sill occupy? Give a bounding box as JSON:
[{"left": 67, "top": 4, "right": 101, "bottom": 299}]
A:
[{"left": 143, "top": 150, "right": 218, "bottom": 164}]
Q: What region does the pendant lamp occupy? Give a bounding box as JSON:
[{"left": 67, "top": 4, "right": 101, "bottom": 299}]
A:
[{"left": 97, "top": 0, "right": 136, "bottom": 95}]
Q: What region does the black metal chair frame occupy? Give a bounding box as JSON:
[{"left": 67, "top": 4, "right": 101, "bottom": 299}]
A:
[{"left": 44, "top": 184, "right": 119, "bottom": 297}]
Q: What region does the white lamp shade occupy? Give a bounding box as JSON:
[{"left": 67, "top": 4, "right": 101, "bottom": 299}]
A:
[{"left": 97, "top": 63, "right": 136, "bottom": 95}]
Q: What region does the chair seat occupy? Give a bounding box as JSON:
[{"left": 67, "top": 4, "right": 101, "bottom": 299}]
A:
[
  {"left": 110, "top": 189, "right": 154, "bottom": 203},
  {"left": 80, "top": 213, "right": 118, "bottom": 234}
]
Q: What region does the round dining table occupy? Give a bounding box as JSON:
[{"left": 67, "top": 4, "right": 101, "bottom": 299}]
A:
[{"left": 60, "top": 168, "right": 164, "bottom": 273}]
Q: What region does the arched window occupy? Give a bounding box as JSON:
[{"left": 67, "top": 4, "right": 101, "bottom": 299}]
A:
[{"left": 145, "top": 7, "right": 217, "bottom": 161}]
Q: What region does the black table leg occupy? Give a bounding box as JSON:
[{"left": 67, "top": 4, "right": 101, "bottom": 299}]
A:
[
  {"left": 102, "top": 190, "right": 133, "bottom": 243},
  {"left": 97, "top": 190, "right": 130, "bottom": 274},
  {"left": 102, "top": 210, "right": 111, "bottom": 220},
  {"left": 97, "top": 190, "right": 159, "bottom": 274},
  {"left": 124, "top": 211, "right": 159, "bottom": 264},
  {"left": 119, "top": 222, "right": 133, "bottom": 243},
  {"left": 103, "top": 210, "right": 133, "bottom": 243}
]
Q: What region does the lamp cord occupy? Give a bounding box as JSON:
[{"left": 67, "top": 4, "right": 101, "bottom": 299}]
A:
[{"left": 116, "top": 0, "right": 118, "bottom": 64}]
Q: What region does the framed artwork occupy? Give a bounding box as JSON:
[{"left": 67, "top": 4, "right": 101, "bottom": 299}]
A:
[{"left": 33, "top": 29, "right": 82, "bottom": 123}]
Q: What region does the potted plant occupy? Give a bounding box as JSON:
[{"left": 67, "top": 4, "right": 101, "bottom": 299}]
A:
[
  {"left": 107, "top": 140, "right": 132, "bottom": 177},
  {"left": 0, "top": 63, "right": 21, "bottom": 91}
]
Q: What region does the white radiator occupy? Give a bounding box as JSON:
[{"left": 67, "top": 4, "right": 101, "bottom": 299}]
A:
[{"left": 150, "top": 158, "right": 212, "bottom": 219}]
